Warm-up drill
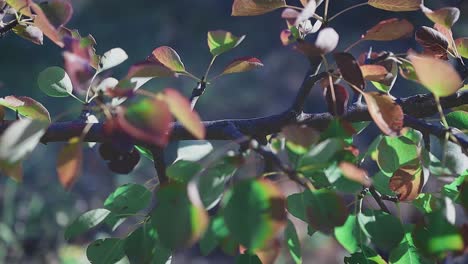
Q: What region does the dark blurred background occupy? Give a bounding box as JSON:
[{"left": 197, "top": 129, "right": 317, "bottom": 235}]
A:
[{"left": 0, "top": 0, "right": 467, "bottom": 263}]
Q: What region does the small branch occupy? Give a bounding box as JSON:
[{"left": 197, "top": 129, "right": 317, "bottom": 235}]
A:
[
  {"left": 189, "top": 79, "right": 206, "bottom": 110},
  {"left": 369, "top": 186, "right": 390, "bottom": 214},
  {"left": 150, "top": 147, "right": 167, "bottom": 185},
  {"left": 291, "top": 58, "right": 325, "bottom": 113},
  {"left": 0, "top": 19, "right": 18, "bottom": 37}
]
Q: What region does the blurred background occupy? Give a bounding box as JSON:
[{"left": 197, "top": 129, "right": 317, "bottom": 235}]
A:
[{"left": 0, "top": 0, "right": 467, "bottom": 263}]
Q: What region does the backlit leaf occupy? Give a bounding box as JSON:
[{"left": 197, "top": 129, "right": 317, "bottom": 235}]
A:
[
  {"left": 6, "top": 0, "right": 32, "bottom": 16},
  {"left": 163, "top": 88, "right": 205, "bottom": 139},
  {"left": 358, "top": 209, "right": 405, "bottom": 251},
  {"left": 37, "top": 66, "right": 73, "bottom": 97},
  {"left": 389, "top": 164, "right": 424, "bottom": 201},
  {"left": 363, "top": 92, "right": 404, "bottom": 136},
  {"left": 57, "top": 137, "right": 82, "bottom": 190},
  {"left": 421, "top": 5, "right": 460, "bottom": 29},
  {"left": 99, "top": 48, "right": 128, "bottom": 72},
  {"left": 455, "top": 38, "right": 468, "bottom": 59},
  {"left": 207, "top": 30, "right": 245, "bottom": 56},
  {"left": 389, "top": 225, "right": 428, "bottom": 264},
  {"left": 221, "top": 57, "right": 264, "bottom": 75},
  {"left": 368, "top": 0, "right": 421, "bottom": 12},
  {"left": 362, "top": 18, "right": 413, "bottom": 41},
  {"left": 446, "top": 111, "right": 468, "bottom": 131},
  {"left": 31, "top": 3, "right": 63, "bottom": 47},
  {"left": 409, "top": 54, "right": 462, "bottom": 97},
  {"left": 376, "top": 134, "right": 420, "bottom": 174},
  {"left": 65, "top": 209, "right": 111, "bottom": 240},
  {"left": 334, "top": 214, "right": 363, "bottom": 254},
  {"left": 232, "top": 0, "right": 286, "bottom": 16},
  {"left": 86, "top": 238, "right": 126, "bottom": 264},
  {"left": 0, "top": 96, "right": 50, "bottom": 122},
  {"left": 334, "top": 52, "right": 365, "bottom": 92},
  {"left": 39, "top": 0, "right": 73, "bottom": 28},
  {"left": 344, "top": 245, "right": 387, "bottom": 264},
  {"left": 223, "top": 179, "right": 286, "bottom": 250},
  {"left": 285, "top": 220, "right": 301, "bottom": 264},
  {"left": 150, "top": 46, "right": 185, "bottom": 72},
  {"left": 126, "top": 61, "right": 175, "bottom": 79}
]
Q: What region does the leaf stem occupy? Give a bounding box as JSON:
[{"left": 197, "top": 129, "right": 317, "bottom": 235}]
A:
[
  {"left": 204, "top": 56, "right": 217, "bottom": 79},
  {"left": 85, "top": 71, "right": 99, "bottom": 103},
  {"left": 328, "top": 2, "right": 368, "bottom": 22},
  {"left": 344, "top": 38, "right": 364, "bottom": 53},
  {"left": 324, "top": 0, "right": 330, "bottom": 21}
]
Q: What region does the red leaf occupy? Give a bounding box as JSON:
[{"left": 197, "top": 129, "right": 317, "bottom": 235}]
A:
[
  {"left": 38, "top": 0, "right": 73, "bottom": 28},
  {"left": 126, "top": 61, "right": 175, "bottom": 79},
  {"left": 421, "top": 5, "right": 460, "bottom": 28},
  {"left": 324, "top": 84, "right": 349, "bottom": 116},
  {"left": 362, "top": 18, "right": 414, "bottom": 41},
  {"left": 149, "top": 46, "right": 185, "bottom": 72},
  {"left": 334, "top": 52, "right": 365, "bottom": 92},
  {"left": 31, "top": 3, "right": 63, "bottom": 47},
  {"left": 57, "top": 137, "right": 82, "bottom": 190},
  {"left": 363, "top": 92, "right": 404, "bottom": 136}
]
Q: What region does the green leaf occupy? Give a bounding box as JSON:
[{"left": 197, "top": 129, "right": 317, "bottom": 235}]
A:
[
  {"left": 150, "top": 183, "right": 208, "bottom": 250},
  {"left": 221, "top": 57, "right": 264, "bottom": 76},
  {"left": 6, "top": 0, "right": 32, "bottom": 16},
  {"left": 376, "top": 135, "right": 419, "bottom": 174},
  {"left": 166, "top": 160, "right": 202, "bottom": 183},
  {"left": 150, "top": 46, "right": 185, "bottom": 72},
  {"left": 207, "top": 30, "right": 245, "bottom": 56},
  {"left": 98, "top": 48, "right": 128, "bottom": 72},
  {"left": 412, "top": 211, "right": 464, "bottom": 257},
  {"left": 358, "top": 209, "right": 405, "bottom": 251},
  {"left": 103, "top": 183, "right": 151, "bottom": 216},
  {"left": 285, "top": 220, "right": 302, "bottom": 264},
  {"left": 135, "top": 145, "right": 154, "bottom": 161},
  {"left": 389, "top": 225, "right": 429, "bottom": 264},
  {"left": 334, "top": 214, "right": 363, "bottom": 254},
  {"left": 0, "top": 96, "right": 51, "bottom": 122},
  {"left": 455, "top": 38, "right": 468, "bottom": 59},
  {"left": 287, "top": 189, "right": 348, "bottom": 233},
  {"left": 64, "top": 209, "right": 111, "bottom": 240},
  {"left": 298, "top": 138, "right": 344, "bottom": 172},
  {"left": 367, "top": 0, "right": 421, "bottom": 12},
  {"left": 199, "top": 219, "right": 219, "bottom": 256},
  {"left": 86, "top": 238, "right": 126, "bottom": 264},
  {"left": 124, "top": 223, "right": 171, "bottom": 264},
  {"left": 344, "top": 245, "right": 387, "bottom": 264},
  {"left": 37, "top": 66, "right": 73, "bottom": 97},
  {"left": 234, "top": 253, "right": 262, "bottom": 264},
  {"left": 232, "top": 0, "right": 286, "bottom": 16},
  {"left": 446, "top": 111, "right": 468, "bottom": 131},
  {"left": 413, "top": 193, "right": 440, "bottom": 214},
  {"left": 223, "top": 179, "right": 286, "bottom": 250}
]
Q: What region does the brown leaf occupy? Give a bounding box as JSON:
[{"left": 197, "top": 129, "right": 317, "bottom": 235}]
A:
[
  {"left": 339, "top": 162, "right": 372, "bottom": 187},
  {"left": 57, "top": 137, "right": 82, "bottom": 190},
  {"left": 389, "top": 164, "right": 424, "bottom": 201},
  {"left": 324, "top": 84, "right": 349, "bottom": 116},
  {"left": 367, "top": 0, "right": 421, "bottom": 12},
  {"left": 421, "top": 5, "right": 460, "bottom": 28},
  {"left": 232, "top": 0, "right": 286, "bottom": 16},
  {"left": 149, "top": 46, "right": 185, "bottom": 72},
  {"left": 363, "top": 18, "right": 414, "bottom": 41},
  {"left": 282, "top": 125, "right": 319, "bottom": 148},
  {"left": 415, "top": 26, "right": 449, "bottom": 60},
  {"left": 221, "top": 57, "right": 263, "bottom": 75},
  {"left": 334, "top": 52, "right": 365, "bottom": 92},
  {"left": 31, "top": 3, "right": 63, "bottom": 47},
  {"left": 360, "top": 65, "right": 389, "bottom": 82},
  {"left": 363, "top": 92, "right": 404, "bottom": 136}
]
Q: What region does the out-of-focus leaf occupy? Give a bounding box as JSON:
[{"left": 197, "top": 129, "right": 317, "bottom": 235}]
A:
[
  {"left": 232, "top": 0, "right": 286, "bottom": 16},
  {"left": 409, "top": 54, "right": 462, "bottom": 97},
  {"left": 126, "top": 61, "right": 176, "bottom": 79},
  {"left": 339, "top": 162, "right": 372, "bottom": 187},
  {"left": 285, "top": 220, "right": 301, "bottom": 264},
  {"left": 223, "top": 179, "right": 286, "bottom": 250},
  {"left": 0, "top": 96, "right": 50, "bottom": 122},
  {"left": 344, "top": 245, "right": 387, "bottom": 264},
  {"left": 399, "top": 59, "right": 418, "bottom": 81},
  {"left": 455, "top": 38, "right": 468, "bottom": 59},
  {"left": 65, "top": 209, "right": 111, "bottom": 240},
  {"left": 98, "top": 48, "right": 128, "bottom": 72},
  {"left": 446, "top": 111, "right": 468, "bottom": 131},
  {"left": 151, "top": 183, "right": 208, "bottom": 250},
  {"left": 360, "top": 65, "right": 388, "bottom": 82},
  {"left": 37, "top": 66, "right": 74, "bottom": 97},
  {"left": 358, "top": 209, "right": 405, "bottom": 251},
  {"left": 86, "top": 238, "right": 125, "bottom": 264},
  {"left": 334, "top": 52, "right": 365, "bottom": 92},
  {"left": 150, "top": 46, "right": 185, "bottom": 72},
  {"left": 163, "top": 88, "right": 205, "bottom": 139},
  {"left": 221, "top": 57, "right": 263, "bottom": 75},
  {"left": 167, "top": 160, "right": 202, "bottom": 183},
  {"left": 363, "top": 92, "right": 404, "bottom": 137},
  {"left": 334, "top": 214, "right": 363, "bottom": 253},
  {"left": 294, "top": 0, "right": 316, "bottom": 26},
  {"left": 421, "top": 5, "right": 460, "bottom": 29},
  {"left": 124, "top": 223, "right": 171, "bottom": 264},
  {"left": 282, "top": 125, "right": 319, "bottom": 153},
  {"left": 389, "top": 163, "right": 424, "bottom": 201},
  {"left": 57, "top": 137, "right": 82, "bottom": 190},
  {"left": 389, "top": 225, "right": 428, "bottom": 264},
  {"left": 415, "top": 26, "right": 449, "bottom": 60},
  {"left": 117, "top": 98, "right": 173, "bottom": 146},
  {"left": 296, "top": 27, "right": 339, "bottom": 57},
  {"left": 207, "top": 30, "right": 245, "bottom": 56},
  {"left": 12, "top": 25, "right": 43, "bottom": 45},
  {"left": 367, "top": 0, "right": 421, "bottom": 12},
  {"left": 298, "top": 138, "right": 344, "bottom": 171},
  {"left": 413, "top": 193, "right": 440, "bottom": 214},
  {"left": 31, "top": 3, "right": 63, "bottom": 47},
  {"left": 235, "top": 254, "right": 262, "bottom": 264},
  {"left": 6, "top": 0, "right": 32, "bottom": 16},
  {"left": 39, "top": 0, "right": 73, "bottom": 28},
  {"left": 324, "top": 84, "right": 349, "bottom": 116},
  {"left": 287, "top": 189, "right": 348, "bottom": 233},
  {"left": 104, "top": 183, "right": 151, "bottom": 215},
  {"left": 362, "top": 18, "right": 413, "bottom": 41}
]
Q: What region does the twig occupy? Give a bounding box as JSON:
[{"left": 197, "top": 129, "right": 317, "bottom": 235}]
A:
[
  {"left": 369, "top": 186, "right": 390, "bottom": 214},
  {"left": 189, "top": 79, "right": 207, "bottom": 110},
  {"left": 150, "top": 147, "right": 167, "bottom": 185}
]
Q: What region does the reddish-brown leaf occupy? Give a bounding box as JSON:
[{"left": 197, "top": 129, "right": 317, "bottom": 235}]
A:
[
  {"left": 360, "top": 65, "right": 389, "bottom": 82},
  {"left": 339, "top": 162, "right": 372, "bottom": 187},
  {"left": 57, "top": 137, "right": 82, "bottom": 190},
  {"left": 415, "top": 26, "right": 449, "bottom": 60},
  {"left": 296, "top": 27, "right": 339, "bottom": 57},
  {"left": 31, "top": 3, "right": 63, "bottom": 47},
  {"left": 149, "top": 46, "right": 185, "bottom": 72},
  {"left": 232, "top": 0, "right": 286, "bottom": 16},
  {"left": 163, "top": 88, "right": 205, "bottom": 140},
  {"left": 362, "top": 18, "right": 414, "bottom": 41},
  {"left": 0, "top": 96, "right": 51, "bottom": 122},
  {"left": 368, "top": 0, "right": 421, "bottom": 12},
  {"left": 282, "top": 125, "right": 319, "bottom": 149},
  {"left": 126, "top": 61, "right": 175, "bottom": 79},
  {"left": 421, "top": 5, "right": 460, "bottom": 28},
  {"left": 324, "top": 84, "right": 349, "bottom": 116},
  {"left": 389, "top": 164, "right": 424, "bottom": 201},
  {"left": 455, "top": 38, "right": 468, "bottom": 59},
  {"left": 39, "top": 0, "right": 73, "bottom": 28},
  {"left": 334, "top": 52, "right": 365, "bottom": 92},
  {"left": 221, "top": 57, "right": 263, "bottom": 75},
  {"left": 363, "top": 92, "right": 404, "bottom": 136}
]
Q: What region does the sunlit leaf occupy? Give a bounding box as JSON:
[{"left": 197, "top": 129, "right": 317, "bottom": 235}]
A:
[
  {"left": 117, "top": 98, "right": 172, "bottom": 146},
  {"left": 415, "top": 26, "right": 449, "bottom": 60},
  {"left": 334, "top": 52, "right": 365, "bottom": 92},
  {"left": 31, "top": 3, "right": 63, "bottom": 47},
  {"left": 98, "top": 48, "right": 128, "bottom": 72},
  {"left": 12, "top": 25, "right": 43, "bottom": 45},
  {"left": 409, "top": 54, "right": 462, "bottom": 97},
  {"left": 0, "top": 96, "right": 50, "bottom": 122},
  {"left": 126, "top": 61, "right": 175, "bottom": 79},
  {"left": 124, "top": 223, "right": 171, "bottom": 264},
  {"left": 362, "top": 18, "right": 413, "bottom": 41},
  {"left": 389, "top": 163, "right": 424, "bottom": 201},
  {"left": 334, "top": 214, "right": 363, "bottom": 254},
  {"left": 104, "top": 183, "right": 151, "bottom": 215},
  {"left": 163, "top": 88, "right": 205, "bottom": 139},
  {"left": 376, "top": 134, "right": 419, "bottom": 174},
  {"left": 223, "top": 179, "right": 286, "bottom": 250},
  {"left": 65, "top": 209, "right": 111, "bottom": 240},
  {"left": 298, "top": 138, "right": 344, "bottom": 171},
  {"left": 207, "top": 30, "right": 245, "bottom": 56},
  {"left": 285, "top": 220, "right": 301, "bottom": 264},
  {"left": 6, "top": 0, "right": 32, "bottom": 16},
  {"left": 86, "top": 238, "right": 126, "bottom": 264},
  {"left": 421, "top": 5, "right": 460, "bottom": 29},
  {"left": 339, "top": 162, "right": 372, "bottom": 187},
  {"left": 57, "top": 137, "right": 82, "bottom": 190},
  {"left": 37, "top": 66, "right": 73, "bottom": 97},
  {"left": 221, "top": 57, "right": 264, "bottom": 75},
  {"left": 389, "top": 225, "right": 429, "bottom": 264},
  {"left": 344, "top": 245, "right": 387, "bottom": 264},
  {"left": 150, "top": 46, "right": 185, "bottom": 72},
  {"left": 367, "top": 0, "right": 421, "bottom": 12},
  {"left": 446, "top": 111, "right": 468, "bottom": 131},
  {"left": 151, "top": 183, "right": 208, "bottom": 250},
  {"left": 358, "top": 209, "right": 405, "bottom": 251},
  {"left": 39, "top": 0, "right": 73, "bottom": 28},
  {"left": 363, "top": 92, "right": 404, "bottom": 136},
  {"left": 360, "top": 65, "right": 388, "bottom": 82},
  {"left": 232, "top": 0, "right": 286, "bottom": 16},
  {"left": 455, "top": 38, "right": 468, "bottom": 59}
]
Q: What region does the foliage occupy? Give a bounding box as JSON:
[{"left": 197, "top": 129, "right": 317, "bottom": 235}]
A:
[{"left": 0, "top": 0, "right": 467, "bottom": 263}]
